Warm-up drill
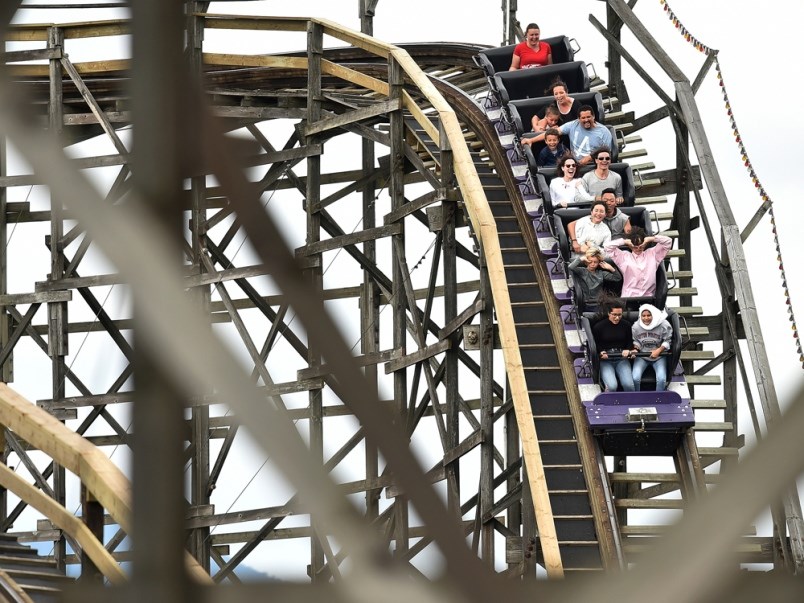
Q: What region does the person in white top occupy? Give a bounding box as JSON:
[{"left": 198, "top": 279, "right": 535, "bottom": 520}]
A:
[
  {"left": 569, "top": 202, "right": 612, "bottom": 256},
  {"left": 549, "top": 154, "right": 589, "bottom": 208}
]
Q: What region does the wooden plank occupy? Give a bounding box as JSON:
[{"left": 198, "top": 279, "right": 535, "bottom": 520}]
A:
[
  {"left": 321, "top": 60, "right": 390, "bottom": 96},
  {"left": 439, "top": 299, "right": 483, "bottom": 340},
  {"left": 35, "top": 273, "right": 125, "bottom": 292},
  {"left": 613, "top": 498, "right": 684, "bottom": 509},
  {"left": 740, "top": 199, "right": 772, "bottom": 244},
  {"left": 680, "top": 350, "right": 715, "bottom": 361},
  {"left": 443, "top": 430, "right": 485, "bottom": 466},
  {"left": 691, "top": 399, "right": 727, "bottom": 409},
  {"left": 199, "top": 14, "right": 308, "bottom": 33},
  {"left": 7, "top": 20, "right": 130, "bottom": 42},
  {"left": 296, "top": 223, "right": 402, "bottom": 257},
  {"left": 0, "top": 291, "right": 71, "bottom": 306},
  {"left": 4, "top": 47, "right": 62, "bottom": 63},
  {"left": 211, "top": 106, "right": 307, "bottom": 120},
  {"left": 304, "top": 98, "right": 401, "bottom": 137},
  {"left": 685, "top": 375, "right": 722, "bottom": 385},
  {"left": 383, "top": 190, "right": 440, "bottom": 225},
  {"left": 203, "top": 53, "right": 307, "bottom": 70},
  {"left": 296, "top": 349, "right": 398, "bottom": 380},
  {"left": 63, "top": 111, "right": 131, "bottom": 126},
  {"left": 9, "top": 59, "right": 130, "bottom": 77},
  {"left": 0, "top": 153, "right": 127, "bottom": 188},
  {"left": 385, "top": 338, "right": 451, "bottom": 373},
  {"left": 184, "top": 264, "right": 270, "bottom": 288}
]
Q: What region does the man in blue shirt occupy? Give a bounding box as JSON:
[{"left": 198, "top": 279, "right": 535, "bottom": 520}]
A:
[{"left": 522, "top": 105, "right": 613, "bottom": 166}]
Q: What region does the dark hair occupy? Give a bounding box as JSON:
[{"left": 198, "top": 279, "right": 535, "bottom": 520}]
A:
[
  {"left": 591, "top": 147, "right": 611, "bottom": 160},
  {"left": 591, "top": 201, "right": 607, "bottom": 214},
  {"left": 595, "top": 292, "right": 625, "bottom": 320},
  {"left": 545, "top": 78, "right": 568, "bottom": 96},
  {"left": 626, "top": 227, "right": 646, "bottom": 246},
  {"left": 544, "top": 127, "right": 561, "bottom": 139},
  {"left": 601, "top": 187, "right": 617, "bottom": 198},
  {"left": 525, "top": 23, "right": 540, "bottom": 33},
  {"left": 555, "top": 152, "right": 577, "bottom": 178},
  {"left": 578, "top": 105, "right": 595, "bottom": 118}
]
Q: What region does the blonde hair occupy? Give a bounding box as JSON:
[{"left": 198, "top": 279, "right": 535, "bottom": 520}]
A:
[{"left": 585, "top": 248, "right": 603, "bottom": 261}]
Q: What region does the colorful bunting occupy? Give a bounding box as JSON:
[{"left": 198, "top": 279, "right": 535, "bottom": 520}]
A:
[{"left": 660, "top": 0, "right": 803, "bottom": 369}]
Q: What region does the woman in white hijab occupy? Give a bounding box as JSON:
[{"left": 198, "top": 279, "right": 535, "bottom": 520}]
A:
[{"left": 631, "top": 303, "right": 672, "bottom": 391}]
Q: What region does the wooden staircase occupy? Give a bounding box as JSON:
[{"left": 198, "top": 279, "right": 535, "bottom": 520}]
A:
[{"left": 0, "top": 533, "right": 73, "bottom": 603}]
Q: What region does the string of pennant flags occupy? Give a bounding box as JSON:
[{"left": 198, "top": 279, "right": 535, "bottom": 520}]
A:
[{"left": 659, "top": 0, "right": 803, "bottom": 368}]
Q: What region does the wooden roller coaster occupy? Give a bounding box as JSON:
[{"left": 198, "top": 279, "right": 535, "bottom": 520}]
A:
[{"left": 0, "top": 1, "right": 802, "bottom": 602}]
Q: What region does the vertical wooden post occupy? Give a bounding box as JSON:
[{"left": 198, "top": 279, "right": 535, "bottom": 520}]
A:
[
  {"left": 358, "top": 0, "right": 375, "bottom": 36},
  {"left": 186, "top": 1, "right": 212, "bottom": 573},
  {"left": 0, "top": 129, "right": 8, "bottom": 525},
  {"left": 720, "top": 233, "right": 739, "bottom": 474},
  {"left": 388, "top": 55, "right": 409, "bottom": 556},
  {"left": 306, "top": 19, "right": 326, "bottom": 581},
  {"left": 440, "top": 121, "right": 461, "bottom": 516},
  {"left": 479, "top": 251, "right": 495, "bottom": 564},
  {"left": 505, "top": 383, "right": 521, "bottom": 571},
  {"left": 359, "top": 6, "right": 380, "bottom": 524},
  {"left": 80, "top": 485, "right": 104, "bottom": 584},
  {"left": 47, "top": 24, "right": 69, "bottom": 572},
  {"left": 605, "top": 2, "right": 625, "bottom": 103},
  {"left": 504, "top": 0, "right": 519, "bottom": 45},
  {"left": 130, "top": 1, "right": 190, "bottom": 600}
]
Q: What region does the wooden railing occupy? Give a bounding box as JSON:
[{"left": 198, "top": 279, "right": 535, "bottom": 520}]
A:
[{"left": 0, "top": 383, "right": 211, "bottom": 584}]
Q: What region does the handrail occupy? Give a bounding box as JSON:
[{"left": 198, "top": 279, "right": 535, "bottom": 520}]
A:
[
  {"left": 0, "top": 383, "right": 212, "bottom": 584},
  {"left": 0, "top": 462, "right": 125, "bottom": 584}
]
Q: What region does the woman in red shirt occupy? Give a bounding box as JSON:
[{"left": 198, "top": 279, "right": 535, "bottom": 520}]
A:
[{"left": 509, "top": 23, "right": 553, "bottom": 70}]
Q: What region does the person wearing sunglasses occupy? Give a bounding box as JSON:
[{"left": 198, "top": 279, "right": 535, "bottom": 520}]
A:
[
  {"left": 576, "top": 147, "right": 623, "bottom": 205},
  {"left": 592, "top": 298, "right": 637, "bottom": 392},
  {"left": 549, "top": 153, "right": 589, "bottom": 207}
]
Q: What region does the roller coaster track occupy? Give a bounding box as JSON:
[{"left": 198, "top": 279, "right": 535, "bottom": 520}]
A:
[{"left": 0, "top": 7, "right": 802, "bottom": 598}]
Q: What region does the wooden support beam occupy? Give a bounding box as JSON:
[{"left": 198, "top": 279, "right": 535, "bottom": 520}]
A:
[
  {"left": 383, "top": 190, "right": 440, "bottom": 225},
  {"left": 443, "top": 430, "right": 485, "bottom": 466},
  {"left": 304, "top": 98, "right": 400, "bottom": 137},
  {"left": 740, "top": 199, "right": 772, "bottom": 243},
  {"left": 0, "top": 291, "right": 71, "bottom": 305},
  {"left": 296, "top": 223, "right": 402, "bottom": 257},
  {"left": 385, "top": 338, "right": 451, "bottom": 374}
]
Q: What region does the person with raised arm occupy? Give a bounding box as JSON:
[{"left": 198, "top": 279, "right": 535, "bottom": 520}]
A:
[
  {"left": 604, "top": 227, "right": 672, "bottom": 298},
  {"left": 522, "top": 106, "right": 613, "bottom": 166}
]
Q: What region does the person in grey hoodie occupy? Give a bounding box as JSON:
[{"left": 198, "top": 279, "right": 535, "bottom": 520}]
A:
[
  {"left": 631, "top": 303, "right": 672, "bottom": 391},
  {"left": 568, "top": 248, "right": 621, "bottom": 308}
]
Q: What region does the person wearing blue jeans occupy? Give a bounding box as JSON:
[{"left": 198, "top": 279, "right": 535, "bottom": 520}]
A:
[
  {"left": 631, "top": 304, "right": 672, "bottom": 391},
  {"left": 592, "top": 299, "right": 636, "bottom": 391}
]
